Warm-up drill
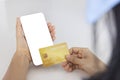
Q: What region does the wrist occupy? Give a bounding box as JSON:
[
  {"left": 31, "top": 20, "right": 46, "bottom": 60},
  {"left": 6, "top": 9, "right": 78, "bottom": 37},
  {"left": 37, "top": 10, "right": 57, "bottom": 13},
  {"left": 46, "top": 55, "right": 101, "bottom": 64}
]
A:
[
  {"left": 98, "top": 60, "right": 107, "bottom": 73},
  {"left": 92, "top": 59, "right": 107, "bottom": 76},
  {"left": 89, "top": 58, "right": 107, "bottom": 76},
  {"left": 15, "top": 50, "right": 31, "bottom": 64}
]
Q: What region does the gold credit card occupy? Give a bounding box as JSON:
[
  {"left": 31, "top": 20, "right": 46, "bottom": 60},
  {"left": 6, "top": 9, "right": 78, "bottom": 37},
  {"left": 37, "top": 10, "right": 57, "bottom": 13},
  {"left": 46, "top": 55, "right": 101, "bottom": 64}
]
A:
[{"left": 39, "top": 43, "right": 69, "bottom": 67}]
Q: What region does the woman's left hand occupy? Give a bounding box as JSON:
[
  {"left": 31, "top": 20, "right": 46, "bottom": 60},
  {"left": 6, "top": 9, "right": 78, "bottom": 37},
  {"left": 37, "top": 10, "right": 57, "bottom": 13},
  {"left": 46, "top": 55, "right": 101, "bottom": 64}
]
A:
[{"left": 16, "top": 18, "right": 56, "bottom": 63}]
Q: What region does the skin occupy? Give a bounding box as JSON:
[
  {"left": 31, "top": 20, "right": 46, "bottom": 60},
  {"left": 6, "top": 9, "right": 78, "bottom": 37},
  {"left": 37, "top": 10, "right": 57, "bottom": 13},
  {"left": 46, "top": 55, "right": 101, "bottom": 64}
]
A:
[
  {"left": 62, "top": 47, "right": 107, "bottom": 76},
  {"left": 3, "top": 18, "right": 106, "bottom": 80},
  {"left": 3, "top": 18, "right": 56, "bottom": 80}
]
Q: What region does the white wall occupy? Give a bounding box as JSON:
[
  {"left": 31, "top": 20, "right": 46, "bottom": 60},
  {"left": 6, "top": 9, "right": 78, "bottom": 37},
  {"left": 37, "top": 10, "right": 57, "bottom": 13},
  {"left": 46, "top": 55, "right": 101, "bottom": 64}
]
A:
[{"left": 0, "top": 0, "right": 92, "bottom": 79}]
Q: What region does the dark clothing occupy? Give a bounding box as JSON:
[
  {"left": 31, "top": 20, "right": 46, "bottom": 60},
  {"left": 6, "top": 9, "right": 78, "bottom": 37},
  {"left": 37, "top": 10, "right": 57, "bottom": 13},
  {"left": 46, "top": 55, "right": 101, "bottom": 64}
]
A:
[{"left": 87, "top": 3, "right": 120, "bottom": 80}]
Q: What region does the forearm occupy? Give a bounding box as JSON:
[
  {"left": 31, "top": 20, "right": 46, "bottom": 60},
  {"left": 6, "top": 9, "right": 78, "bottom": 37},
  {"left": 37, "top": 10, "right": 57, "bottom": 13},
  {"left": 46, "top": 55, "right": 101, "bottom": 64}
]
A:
[{"left": 3, "top": 52, "right": 30, "bottom": 80}]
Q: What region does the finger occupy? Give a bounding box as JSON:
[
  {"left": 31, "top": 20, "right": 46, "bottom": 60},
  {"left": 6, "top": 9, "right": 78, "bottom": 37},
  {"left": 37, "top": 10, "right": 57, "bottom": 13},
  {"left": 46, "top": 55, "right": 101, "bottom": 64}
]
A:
[
  {"left": 66, "top": 55, "right": 82, "bottom": 65},
  {"left": 72, "top": 47, "right": 80, "bottom": 53},
  {"left": 68, "top": 67, "right": 73, "bottom": 72},
  {"left": 51, "top": 33, "right": 56, "bottom": 41},
  {"left": 68, "top": 62, "right": 74, "bottom": 72},
  {"left": 69, "top": 47, "right": 79, "bottom": 55},
  {"left": 64, "top": 64, "right": 71, "bottom": 71},
  {"left": 48, "top": 23, "right": 56, "bottom": 41},
  {"left": 49, "top": 25, "right": 55, "bottom": 30},
  {"left": 47, "top": 23, "right": 55, "bottom": 31},
  {"left": 51, "top": 31, "right": 56, "bottom": 40},
  {"left": 16, "top": 17, "right": 24, "bottom": 38},
  {"left": 64, "top": 61, "right": 75, "bottom": 72},
  {"left": 51, "top": 30, "right": 55, "bottom": 37},
  {"left": 65, "top": 54, "right": 70, "bottom": 60},
  {"left": 69, "top": 48, "right": 74, "bottom": 55},
  {"left": 49, "top": 25, "right": 55, "bottom": 33},
  {"left": 62, "top": 61, "right": 67, "bottom": 67},
  {"left": 77, "top": 48, "right": 89, "bottom": 58},
  {"left": 68, "top": 62, "right": 73, "bottom": 67},
  {"left": 72, "top": 48, "right": 88, "bottom": 58},
  {"left": 47, "top": 22, "right": 51, "bottom": 27}
]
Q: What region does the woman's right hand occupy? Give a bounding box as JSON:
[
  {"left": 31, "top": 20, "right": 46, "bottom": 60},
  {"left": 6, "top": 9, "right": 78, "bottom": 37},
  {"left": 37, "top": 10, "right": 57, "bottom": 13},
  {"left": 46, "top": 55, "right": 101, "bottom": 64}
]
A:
[{"left": 62, "top": 47, "right": 106, "bottom": 76}]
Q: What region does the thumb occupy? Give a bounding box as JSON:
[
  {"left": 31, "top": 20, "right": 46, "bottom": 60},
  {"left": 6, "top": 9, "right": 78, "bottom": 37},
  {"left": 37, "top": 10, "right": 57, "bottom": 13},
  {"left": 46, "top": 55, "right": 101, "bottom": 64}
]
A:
[
  {"left": 66, "top": 55, "right": 82, "bottom": 65},
  {"left": 16, "top": 17, "right": 24, "bottom": 38}
]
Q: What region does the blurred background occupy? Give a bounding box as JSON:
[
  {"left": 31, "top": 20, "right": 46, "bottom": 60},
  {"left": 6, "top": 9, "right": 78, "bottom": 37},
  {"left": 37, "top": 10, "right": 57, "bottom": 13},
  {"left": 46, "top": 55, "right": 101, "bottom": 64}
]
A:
[{"left": 0, "top": 0, "right": 117, "bottom": 80}]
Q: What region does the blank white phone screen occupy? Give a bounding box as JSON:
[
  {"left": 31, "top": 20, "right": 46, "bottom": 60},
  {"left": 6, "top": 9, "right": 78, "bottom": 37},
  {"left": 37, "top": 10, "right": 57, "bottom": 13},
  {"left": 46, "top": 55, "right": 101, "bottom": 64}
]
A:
[{"left": 20, "top": 13, "right": 53, "bottom": 66}]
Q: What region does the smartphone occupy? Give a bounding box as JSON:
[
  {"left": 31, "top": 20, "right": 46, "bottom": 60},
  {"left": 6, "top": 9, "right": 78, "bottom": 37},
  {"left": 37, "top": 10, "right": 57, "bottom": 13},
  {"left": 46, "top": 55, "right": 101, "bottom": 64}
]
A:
[{"left": 20, "top": 13, "right": 53, "bottom": 66}]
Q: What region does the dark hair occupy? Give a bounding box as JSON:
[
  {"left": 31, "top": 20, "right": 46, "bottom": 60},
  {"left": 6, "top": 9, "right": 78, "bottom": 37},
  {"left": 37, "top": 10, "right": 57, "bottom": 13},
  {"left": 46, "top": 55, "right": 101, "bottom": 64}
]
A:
[{"left": 87, "top": 3, "right": 120, "bottom": 80}]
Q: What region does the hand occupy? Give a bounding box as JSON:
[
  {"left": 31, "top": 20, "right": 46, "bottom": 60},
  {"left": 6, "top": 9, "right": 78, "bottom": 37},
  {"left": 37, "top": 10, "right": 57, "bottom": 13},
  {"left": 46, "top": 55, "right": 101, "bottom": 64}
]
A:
[
  {"left": 62, "top": 47, "right": 106, "bottom": 76},
  {"left": 47, "top": 22, "right": 56, "bottom": 41},
  {"left": 16, "top": 18, "right": 56, "bottom": 63}
]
